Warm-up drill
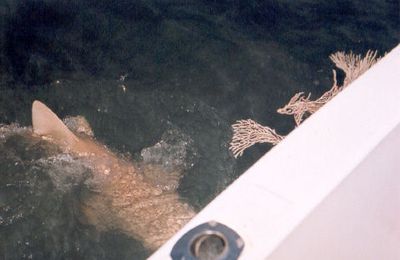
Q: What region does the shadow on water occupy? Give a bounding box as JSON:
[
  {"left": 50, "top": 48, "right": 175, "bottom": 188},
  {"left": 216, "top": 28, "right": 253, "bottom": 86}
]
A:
[{"left": 0, "top": 0, "right": 398, "bottom": 259}]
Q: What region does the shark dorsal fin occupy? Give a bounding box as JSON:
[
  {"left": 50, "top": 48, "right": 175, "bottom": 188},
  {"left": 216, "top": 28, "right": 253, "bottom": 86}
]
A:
[{"left": 32, "top": 100, "right": 78, "bottom": 147}]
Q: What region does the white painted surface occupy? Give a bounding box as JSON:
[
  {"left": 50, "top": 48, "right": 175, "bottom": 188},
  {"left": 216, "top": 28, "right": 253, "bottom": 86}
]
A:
[
  {"left": 149, "top": 44, "right": 400, "bottom": 260},
  {"left": 268, "top": 122, "right": 400, "bottom": 260}
]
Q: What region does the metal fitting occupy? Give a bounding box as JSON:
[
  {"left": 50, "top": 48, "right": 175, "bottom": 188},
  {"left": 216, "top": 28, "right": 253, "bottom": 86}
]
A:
[{"left": 170, "top": 221, "right": 244, "bottom": 260}]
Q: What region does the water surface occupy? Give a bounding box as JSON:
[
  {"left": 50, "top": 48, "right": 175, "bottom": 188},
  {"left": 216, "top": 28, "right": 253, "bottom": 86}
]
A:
[{"left": 0, "top": 1, "right": 398, "bottom": 259}]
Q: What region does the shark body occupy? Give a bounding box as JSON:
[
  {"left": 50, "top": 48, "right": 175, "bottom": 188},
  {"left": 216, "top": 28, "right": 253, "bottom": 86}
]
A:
[{"left": 31, "top": 101, "right": 195, "bottom": 250}]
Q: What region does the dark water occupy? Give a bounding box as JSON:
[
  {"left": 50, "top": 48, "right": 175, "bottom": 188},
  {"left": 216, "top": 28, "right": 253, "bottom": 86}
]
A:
[{"left": 0, "top": 0, "right": 398, "bottom": 259}]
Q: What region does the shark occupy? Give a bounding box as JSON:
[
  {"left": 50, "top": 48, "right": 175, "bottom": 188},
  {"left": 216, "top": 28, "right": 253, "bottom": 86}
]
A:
[{"left": 31, "top": 100, "right": 195, "bottom": 250}]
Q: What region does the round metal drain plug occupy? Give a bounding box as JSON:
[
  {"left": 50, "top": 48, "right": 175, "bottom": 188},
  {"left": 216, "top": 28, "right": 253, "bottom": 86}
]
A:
[{"left": 171, "top": 221, "right": 244, "bottom": 260}]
